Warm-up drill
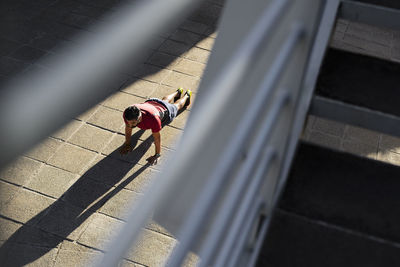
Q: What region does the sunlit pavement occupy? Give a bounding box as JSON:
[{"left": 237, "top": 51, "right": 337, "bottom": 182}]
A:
[{"left": 1, "top": 1, "right": 400, "bottom": 266}]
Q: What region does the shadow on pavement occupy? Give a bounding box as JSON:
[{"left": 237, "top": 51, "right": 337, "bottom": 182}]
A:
[{"left": 0, "top": 129, "right": 153, "bottom": 266}]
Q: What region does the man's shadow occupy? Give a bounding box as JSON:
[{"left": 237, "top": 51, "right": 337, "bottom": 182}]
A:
[{"left": 0, "top": 129, "right": 153, "bottom": 266}]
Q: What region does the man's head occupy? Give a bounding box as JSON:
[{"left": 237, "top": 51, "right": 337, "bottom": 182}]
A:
[{"left": 123, "top": 105, "right": 141, "bottom": 128}]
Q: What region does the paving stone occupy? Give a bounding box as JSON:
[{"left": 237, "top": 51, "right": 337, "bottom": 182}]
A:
[
  {"left": 119, "top": 164, "right": 159, "bottom": 194},
  {"left": 98, "top": 188, "right": 141, "bottom": 218},
  {"left": 13, "top": 223, "right": 64, "bottom": 248},
  {"left": 159, "top": 125, "right": 183, "bottom": 149},
  {"left": 173, "top": 58, "right": 206, "bottom": 77},
  {"left": 204, "top": 27, "right": 218, "bottom": 38},
  {"left": 137, "top": 146, "right": 174, "bottom": 170},
  {"left": 2, "top": 188, "right": 54, "bottom": 224},
  {"left": 195, "top": 36, "right": 216, "bottom": 51},
  {"left": 308, "top": 131, "right": 341, "bottom": 151},
  {"left": 25, "top": 137, "right": 63, "bottom": 162},
  {"left": 37, "top": 200, "right": 92, "bottom": 240},
  {"left": 102, "top": 130, "right": 148, "bottom": 156},
  {"left": 121, "top": 78, "right": 158, "bottom": 98},
  {"left": 342, "top": 140, "right": 377, "bottom": 160},
  {"left": 158, "top": 39, "right": 190, "bottom": 57},
  {"left": 55, "top": 241, "right": 103, "bottom": 267},
  {"left": 133, "top": 64, "right": 171, "bottom": 83},
  {"left": 343, "top": 125, "right": 380, "bottom": 147},
  {"left": 88, "top": 105, "right": 125, "bottom": 134},
  {"left": 312, "top": 118, "right": 346, "bottom": 137},
  {"left": 0, "top": 180, "right": 20, "bottom": 210},
  {"left": 377, "top": 149, "right": 400, "bottom": 166},
  {"left": 26, "top": 165, "right": 78, "bottom": 198},
  {"left": 0, "top": 156, "right": 42, "bottom": 186},
  {"left": 380, "top": 133, "right": 400, "bottom": 154},
  {"left": 184, "top": 47, "right": 211, "bottom": 64},
  {"left": 69, "top": 123, "right": 114, "bottom": 152},
  {"left": 170, "top": 29, "right": 202, "bottom": 46},
  {"left": 0, "top": 216, "right": 22, "bottom": 242},
  {"left": 77, "top": 213, "right": 124, "bottom": 250},
  {"left": 84, "top": 154, "right": 134, "bottom": 186},
  {"left": 47, "top": 143, "right": 97, "bottom": 174},
  {"left": 162, "top": 71, "right": 200, "bottom": 90},
  {"left": 152, "top": 84, "right": 177, "bottom": 99},
  {"left": 0, "top": 243, "right": 59, "bottom": 267},
  {"left": 51, "top": 119, "right": 83, "bottom": 141},
  {"left": 126, "top": 228, "right": 176, "bottom": 267},
  {"left": 102, "top": 92, "right": 145, "bottom": 112},
  {"left": 179, "top": 20, "right": 208, "bottom": 34},
  {"left": 189, "top": 1, "right": 222, "bottom": 26},
  {"left": 147, "top": 52, "right": 182, "bottom": 70},
  {"left": 76, "top": 104, "right": 100, "bottom": 122}
]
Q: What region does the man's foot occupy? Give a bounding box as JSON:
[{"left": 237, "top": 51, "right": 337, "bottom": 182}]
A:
[
  {"left": 174, "top": 87, "right": 184, "bottom": 102},
  {"left": 184, "top": 90, "right": 192, "bottom": 107}
]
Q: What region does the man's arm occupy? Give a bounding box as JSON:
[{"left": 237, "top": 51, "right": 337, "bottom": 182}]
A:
[
  {"left": 120, "top": 125, "right": 133, "bottom": 155},
  {"left": 147, "top": 131, "right": 161, "bottom": 165}
]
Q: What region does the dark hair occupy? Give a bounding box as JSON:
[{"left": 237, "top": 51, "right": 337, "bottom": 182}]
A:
[{"left": 124, "top": 106, "right": 140, "bottom": 121}]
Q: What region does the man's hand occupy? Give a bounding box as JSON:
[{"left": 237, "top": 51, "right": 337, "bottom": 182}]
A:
[
  {"left": 146, "top": 154, "right": 160, "bottom": 165},
  {"left": 120, "top": 143, "right": 133, "bottom": 155}
]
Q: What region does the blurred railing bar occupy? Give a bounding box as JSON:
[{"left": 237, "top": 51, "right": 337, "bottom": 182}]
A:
[
  {"left": 214, "top": 92, "right": 291, "bottom": 267},
  {"left": 0, "top": 0, "right": 203, "bottom": 168},
  {"left": 198, "top": 88, "right": 291, "bottom": 267}
]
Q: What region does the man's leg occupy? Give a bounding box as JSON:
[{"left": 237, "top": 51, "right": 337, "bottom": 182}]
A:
[
  {"left": 162, "top": 88, "right": 183, "bottom": 103},
  {"left": 173, "top": 90, "right": 191, "bottom": 111}
]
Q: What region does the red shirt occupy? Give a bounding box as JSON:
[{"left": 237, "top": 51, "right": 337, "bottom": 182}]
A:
[{"left": 124, "top": 101, "right": 167, "bottom": 133}]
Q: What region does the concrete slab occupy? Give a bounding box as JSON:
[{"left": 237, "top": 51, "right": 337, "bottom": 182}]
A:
[
  {"left": 2, "top": 189, "right": 54, "bottom": 224},
  {"left": 54, "top": 241, "right": 103, "bottom": 267},
  {"left": 77, "top": 213, "right": 124, "bottom": 250},
  {"left": 47, "top": 143, "right": 97, "bottom": 174},
  {"left": 98, "top": 188, "right": 141, "bottom": 218},
  {"left": 121, "top": 78, "right": 159, "bottom": 98},
  {"left": 87, "top": 106, "right": 125, "bottom": 134},
  {"left": 0, "top": 181, "right": 20, "bottom": 210},
  {"left": 26, "top": 165, "right": 78, "bottom": 198},
  {"left": 173, "top": 58, "right": 206, "bottom": 77},
  {"left": 343, "top": 125, "right": 380, "bottom": 147},
  {"left": 162, "top": 71, "right": 200, "bottom": 90},
  {"left": 125, "top": 228, "right": 177, "bottom": 267},
  {"left": 0, "top": 156, "right": 42, "bottom": 186},
  {"left": 147, "top": 52, "right": 183, "bottom": 70},
  {"left": 102, "top": 92, "right": 145, "bottom": 112},
  {"left": 25, "top": 137, "right": 63, "bottom": 163},
  {"left": 170, "top": 29, "right": 202, "bottom": 46},
  {"left": 69, "top": 123, "right": 114, "bottom": 152},
  {"left": 184, "top": 46, "right": 211, "bottom": 64},
  {"left": 51, "top": 119, "right": 83, "bottom": 141},
  {"left": 159, "top": 39, "right": 191, "bottom": 57}
]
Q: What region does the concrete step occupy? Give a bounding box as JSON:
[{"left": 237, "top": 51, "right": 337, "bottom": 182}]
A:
[
  {"left": 310, "top": 48, "right": 400, "bottom": 137},
  {"left": 257, "top": 142, "right": 400, "bottom": 266}
]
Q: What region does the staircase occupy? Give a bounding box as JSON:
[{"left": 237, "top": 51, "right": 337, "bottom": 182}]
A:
[{"left": 257, "top": 1, "right": 400, "bottom": 266}]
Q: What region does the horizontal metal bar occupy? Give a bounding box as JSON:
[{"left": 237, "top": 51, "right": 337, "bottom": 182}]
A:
[
  {"left": 310, "top": 95, "right": 400, "bottom": 138},
  {"left": 198, "top": 90, "right": 290, "bottom": 267},
  {"left": 0, "top": 0, "right": 203, "bottom": 169},
  {"left": 166, "top": 6, "right": 303, "bottom": 267},
  {"left": 339, "top": 0, "right": 400, "bottom": 29}
]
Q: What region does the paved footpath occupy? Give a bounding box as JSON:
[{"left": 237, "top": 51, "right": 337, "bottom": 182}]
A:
[{"left": 1, "top": 1, "right": 400, "bottom": 266}]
